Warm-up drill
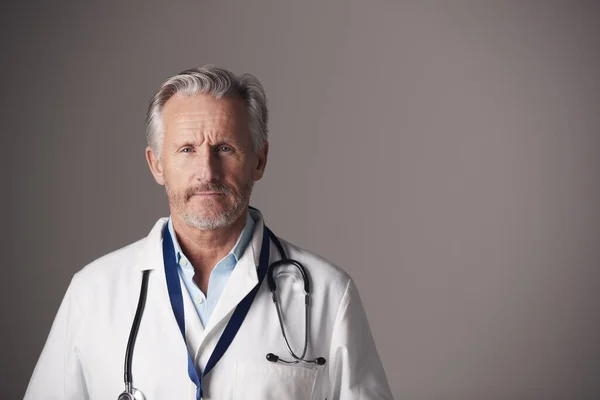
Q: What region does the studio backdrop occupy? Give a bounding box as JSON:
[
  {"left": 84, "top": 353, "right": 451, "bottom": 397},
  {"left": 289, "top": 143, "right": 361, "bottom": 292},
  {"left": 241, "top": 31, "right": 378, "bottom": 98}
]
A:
[{"left": 2, "top": 1, "right": 600, "bottom": 399}]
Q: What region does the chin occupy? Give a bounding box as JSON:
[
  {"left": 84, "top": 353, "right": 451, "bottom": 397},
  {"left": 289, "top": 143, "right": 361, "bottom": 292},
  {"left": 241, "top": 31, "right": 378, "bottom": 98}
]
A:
[
  {"left": 180, "top": 204, "right": 238, "bottom": 229},
  {"left": 183, "top": 213, "right": 236, "bottom": 230}
]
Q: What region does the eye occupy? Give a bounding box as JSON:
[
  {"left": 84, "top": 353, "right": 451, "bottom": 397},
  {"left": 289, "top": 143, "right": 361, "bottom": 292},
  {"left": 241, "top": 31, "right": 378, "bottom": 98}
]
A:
[
  {"left": 181, "top": 147, "right": 194, "bottom": 153},
  {"left": 216, "top": 146, "right": 233, "bottom": 153}
]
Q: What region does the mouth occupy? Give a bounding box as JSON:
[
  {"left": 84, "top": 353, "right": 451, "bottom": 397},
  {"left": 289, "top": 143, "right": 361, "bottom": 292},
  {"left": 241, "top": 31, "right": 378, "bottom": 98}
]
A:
[{"left": 190, "top": 192, "right": 225, "bottom": 197}]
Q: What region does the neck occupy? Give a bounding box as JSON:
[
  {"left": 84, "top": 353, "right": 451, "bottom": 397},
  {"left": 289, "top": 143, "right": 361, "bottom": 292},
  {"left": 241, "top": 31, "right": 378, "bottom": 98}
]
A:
[{"left": 170, "top": 210, "right": 247, "bottom": 277}]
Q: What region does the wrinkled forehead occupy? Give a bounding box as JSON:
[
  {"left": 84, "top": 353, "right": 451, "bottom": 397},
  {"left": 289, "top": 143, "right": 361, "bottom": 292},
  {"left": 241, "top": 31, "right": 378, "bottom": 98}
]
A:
[{"left": 162, "top": 93, "right": 250, "bottom": 141}]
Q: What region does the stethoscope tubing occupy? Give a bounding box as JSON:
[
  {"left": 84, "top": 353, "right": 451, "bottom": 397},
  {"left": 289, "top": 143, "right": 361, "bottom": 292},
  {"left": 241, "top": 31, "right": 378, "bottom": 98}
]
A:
[
  {"left": 122, "top": 225, "right": 325, "bottom": 398},
  {"left": 265, "top": 231, "right": 310, "bottom": 361},
  {"left": 121, "top": 269, "right": 150, "bottom": 398},
  {"left": 265, "top": 229, "right": 324, "bottom": 365}
]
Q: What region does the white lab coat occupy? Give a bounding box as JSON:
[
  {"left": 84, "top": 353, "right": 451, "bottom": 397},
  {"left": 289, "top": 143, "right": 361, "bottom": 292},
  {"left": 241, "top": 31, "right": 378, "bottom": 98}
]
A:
[{"left": 24, "top": 210, "right": 394, "bottom": 399}]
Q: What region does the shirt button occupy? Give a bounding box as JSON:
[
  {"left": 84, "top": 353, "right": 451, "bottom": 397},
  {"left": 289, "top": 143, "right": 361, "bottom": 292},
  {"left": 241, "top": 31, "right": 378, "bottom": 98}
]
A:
[
  {"left": 196, "top": 297, "right": 204, "bottom": 304},
  {"left": 180, "top": 258, "right": 188, "bottom": 266}
]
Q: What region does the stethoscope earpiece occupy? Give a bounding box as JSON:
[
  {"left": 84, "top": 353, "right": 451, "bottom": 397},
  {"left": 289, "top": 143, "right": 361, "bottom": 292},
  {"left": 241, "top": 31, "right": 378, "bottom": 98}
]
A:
[
  {"left": 266, "top": 352, "right": 327, "bottom": 366},
  {"left": 265, "top": 227, "right": 327, "bottom": 367}
]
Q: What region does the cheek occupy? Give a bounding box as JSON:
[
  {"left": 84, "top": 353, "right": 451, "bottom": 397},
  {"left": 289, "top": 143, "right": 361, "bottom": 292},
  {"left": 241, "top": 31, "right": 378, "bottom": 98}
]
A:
[
  {"left": 228, "top": 164, "right": 256, "bottom": 186},
  {"left": 163, "top": 166, "right": 189, "bottom": 189},
  {"left": 220, "top": 156, "right": 249, "bottom": 175}
]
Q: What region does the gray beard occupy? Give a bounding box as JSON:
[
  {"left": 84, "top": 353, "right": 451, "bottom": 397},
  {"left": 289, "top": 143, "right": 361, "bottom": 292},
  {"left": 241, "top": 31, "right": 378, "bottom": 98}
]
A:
[{"left": 165, "top": 180, "right": 253, "bottom": 231}]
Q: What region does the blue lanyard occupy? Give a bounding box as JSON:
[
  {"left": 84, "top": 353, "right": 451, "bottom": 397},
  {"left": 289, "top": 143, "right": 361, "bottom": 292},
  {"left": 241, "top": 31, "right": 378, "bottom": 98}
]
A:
[{"left": 162, "top": 223, "right": 271, "bottom": 399}]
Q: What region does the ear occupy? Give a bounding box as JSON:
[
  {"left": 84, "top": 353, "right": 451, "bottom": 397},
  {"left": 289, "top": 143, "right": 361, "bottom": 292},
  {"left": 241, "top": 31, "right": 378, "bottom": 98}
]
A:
[
  {"left": 146, "top": 146, "right": 165, "bottom": 186},
  {"left": 253, "top": 141, "right": 269, "bottom": 181}
]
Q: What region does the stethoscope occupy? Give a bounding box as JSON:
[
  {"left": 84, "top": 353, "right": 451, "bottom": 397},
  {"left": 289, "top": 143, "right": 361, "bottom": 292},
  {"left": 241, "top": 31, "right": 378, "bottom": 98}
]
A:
[{"left": 118, "top": 226, "right": 326, "bottom": 400}]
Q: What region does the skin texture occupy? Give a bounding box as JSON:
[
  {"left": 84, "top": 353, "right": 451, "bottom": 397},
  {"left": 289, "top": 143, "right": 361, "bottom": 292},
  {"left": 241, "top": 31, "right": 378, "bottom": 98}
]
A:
[{"left": 146, "top": 93, "right": 268, "bottom": 293}]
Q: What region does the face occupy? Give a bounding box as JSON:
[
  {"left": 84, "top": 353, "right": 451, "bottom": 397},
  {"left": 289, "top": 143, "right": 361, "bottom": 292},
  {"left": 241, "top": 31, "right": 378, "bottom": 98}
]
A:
[{"left": 146, "top": 93, "right": 268, "bottom": 230}]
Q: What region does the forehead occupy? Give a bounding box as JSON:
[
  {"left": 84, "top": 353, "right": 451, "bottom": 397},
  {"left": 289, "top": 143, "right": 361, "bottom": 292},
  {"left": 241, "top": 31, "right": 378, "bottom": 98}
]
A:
[{"left": 162, "top": 93, "right": 249, "bottom": 140}]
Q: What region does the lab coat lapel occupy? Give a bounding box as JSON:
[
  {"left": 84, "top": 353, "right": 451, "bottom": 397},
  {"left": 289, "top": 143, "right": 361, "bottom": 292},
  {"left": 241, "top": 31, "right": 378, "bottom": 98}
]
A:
[
  {"left": 137, "top": 218, "right": 204, "bottom": 340},
  {"left": 182, "top": 274, "right": 206, "bottom": 355},
  {"left": 130, "top": 218, "right": 199, "bottom": 395},
  {"left": 144, "top": 219, "right": 205, "bottom": 367},
  {"left": 201, "top": 215, "right": 264, "bottom": 338}
]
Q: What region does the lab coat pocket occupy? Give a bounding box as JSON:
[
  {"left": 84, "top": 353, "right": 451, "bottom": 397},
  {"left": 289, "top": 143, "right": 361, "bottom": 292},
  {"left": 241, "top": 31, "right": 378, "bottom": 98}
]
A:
[{"left": 234, "top": 361, "right": 318, "bottom": 400}]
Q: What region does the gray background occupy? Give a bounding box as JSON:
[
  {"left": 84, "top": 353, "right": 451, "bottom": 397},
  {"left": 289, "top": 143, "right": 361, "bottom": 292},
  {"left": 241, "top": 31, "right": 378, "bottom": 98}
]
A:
[{"left": 2, "top": 1, "right": 600, "bottom": 399}]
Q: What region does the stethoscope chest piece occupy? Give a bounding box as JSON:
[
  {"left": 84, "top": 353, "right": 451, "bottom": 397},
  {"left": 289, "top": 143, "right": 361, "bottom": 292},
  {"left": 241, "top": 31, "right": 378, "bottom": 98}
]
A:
[{"left": 118, "top": 387, "right": 146, "bottom": 400}]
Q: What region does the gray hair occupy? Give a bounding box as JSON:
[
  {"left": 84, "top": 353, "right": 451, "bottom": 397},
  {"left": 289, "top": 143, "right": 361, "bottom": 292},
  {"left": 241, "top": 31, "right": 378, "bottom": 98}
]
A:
[{"left": 146, "top": 65, "right": 268, "bottom": 156}]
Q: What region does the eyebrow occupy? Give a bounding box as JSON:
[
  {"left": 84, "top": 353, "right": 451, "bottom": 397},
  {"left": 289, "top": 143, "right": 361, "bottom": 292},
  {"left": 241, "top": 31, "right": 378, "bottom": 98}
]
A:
[{"left": 172, "top": 138, "right": 241, "bottom": 147}]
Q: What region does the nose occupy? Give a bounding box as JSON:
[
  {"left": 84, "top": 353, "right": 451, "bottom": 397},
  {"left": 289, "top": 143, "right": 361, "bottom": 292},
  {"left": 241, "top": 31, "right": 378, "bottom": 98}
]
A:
[{"left": 196, "top": 147, "right": 222, "bottom": 183}]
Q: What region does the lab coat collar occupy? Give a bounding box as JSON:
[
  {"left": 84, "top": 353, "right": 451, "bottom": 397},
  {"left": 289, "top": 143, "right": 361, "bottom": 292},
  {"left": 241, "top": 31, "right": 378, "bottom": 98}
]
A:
[
  {"left": 133, "top": 217, "right": 168, "bottom": 271},
  {"left": 202, "top": 208, "right": 264, "bottom": 335},
  {"left": 133, "top": 209, "right": 265, "bottom": 272},
  {"left": 132, "top": 209, "right": 266, "bottom": 344}
]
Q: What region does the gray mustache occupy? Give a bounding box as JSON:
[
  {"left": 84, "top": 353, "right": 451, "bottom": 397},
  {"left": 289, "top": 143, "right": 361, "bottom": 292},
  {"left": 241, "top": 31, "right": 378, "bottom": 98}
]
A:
[{"left": 185, "top": 183, "right": 233, "bottom": 200}]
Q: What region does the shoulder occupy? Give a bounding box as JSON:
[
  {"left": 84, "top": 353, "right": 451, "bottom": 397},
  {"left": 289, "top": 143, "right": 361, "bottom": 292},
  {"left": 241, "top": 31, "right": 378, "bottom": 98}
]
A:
[
  {"left": 275, "top": 236, "right": 353, "bottom": 302},
  {"left": 66, "top": 238, "right": 147, "bottom": 307},
  {"left": 74, "top": 237, "right": 147, "bottom": 280},
  {"left": 69, "top": 218, "right": 167, "bottom": 292}
]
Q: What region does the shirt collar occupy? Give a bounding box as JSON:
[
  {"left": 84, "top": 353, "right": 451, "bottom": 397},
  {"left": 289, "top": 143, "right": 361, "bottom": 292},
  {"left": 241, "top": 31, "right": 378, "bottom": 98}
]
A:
[{"left": 167, "top": 212, "right": 256, "bottom": 266}]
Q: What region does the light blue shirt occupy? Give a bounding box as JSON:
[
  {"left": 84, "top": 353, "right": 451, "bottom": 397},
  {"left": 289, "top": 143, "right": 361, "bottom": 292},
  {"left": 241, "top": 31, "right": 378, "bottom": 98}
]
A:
[{"left": 167, "top": 213, "right": 256, "bottom": 327}]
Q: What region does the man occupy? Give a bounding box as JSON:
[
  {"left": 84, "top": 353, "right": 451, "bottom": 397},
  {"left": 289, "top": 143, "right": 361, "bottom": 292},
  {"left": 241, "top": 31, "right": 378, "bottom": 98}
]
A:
[{"left": 24, "top": 65, "right": 394, "bottom": 399}]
